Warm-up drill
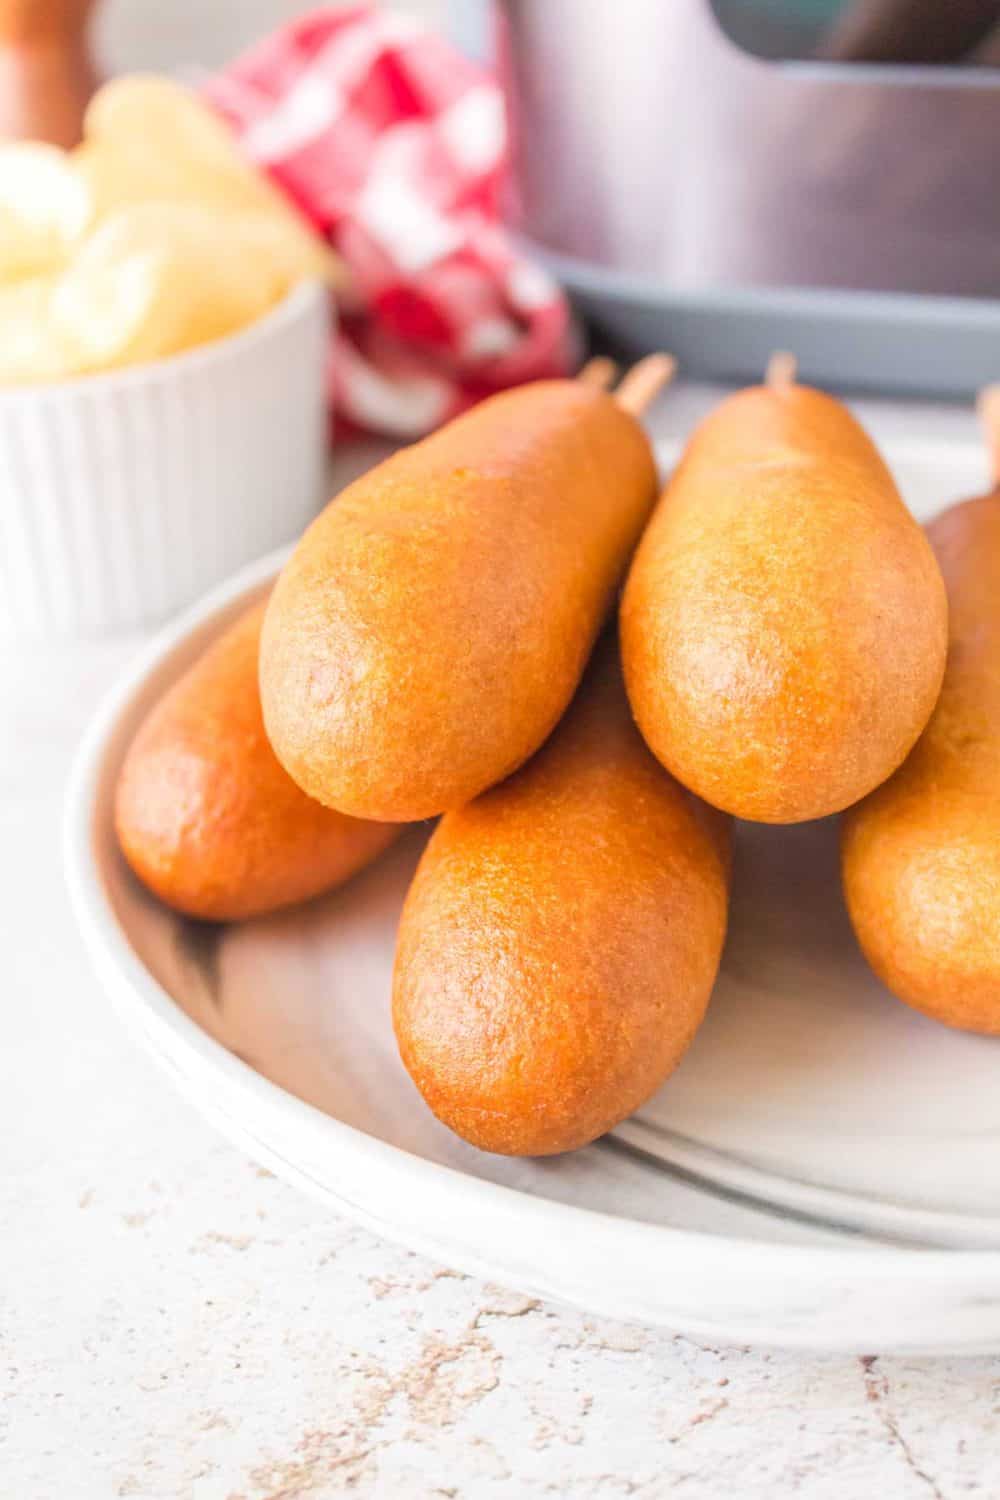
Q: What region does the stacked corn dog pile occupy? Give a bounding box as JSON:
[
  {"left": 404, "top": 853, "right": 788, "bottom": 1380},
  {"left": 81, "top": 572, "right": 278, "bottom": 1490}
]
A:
[{"left": 116, "top": 358, "right": 1000, "bottom": 1157}]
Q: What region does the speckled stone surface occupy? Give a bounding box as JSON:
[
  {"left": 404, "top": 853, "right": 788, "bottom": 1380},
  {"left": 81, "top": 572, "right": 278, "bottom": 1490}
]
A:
[{"left": 4, "top": 392, "right": 1000, "bottom": 1498}]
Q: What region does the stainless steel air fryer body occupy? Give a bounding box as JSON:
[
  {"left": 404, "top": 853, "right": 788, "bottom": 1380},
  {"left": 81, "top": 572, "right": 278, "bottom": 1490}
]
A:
[{"left": 498, "top": 0, "right": 1000, "bottom": 298}]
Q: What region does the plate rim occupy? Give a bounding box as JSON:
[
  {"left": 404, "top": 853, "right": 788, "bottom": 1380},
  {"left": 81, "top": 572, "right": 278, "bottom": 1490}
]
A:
[{"left": 64, "top": 445, "right": 1000, "bottom": 1352}]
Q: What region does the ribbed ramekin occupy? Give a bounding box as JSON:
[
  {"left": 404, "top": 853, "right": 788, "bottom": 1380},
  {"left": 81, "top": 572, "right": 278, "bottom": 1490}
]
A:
[{"left": 0, "top": 279, "right": 329, "bottom": 639}]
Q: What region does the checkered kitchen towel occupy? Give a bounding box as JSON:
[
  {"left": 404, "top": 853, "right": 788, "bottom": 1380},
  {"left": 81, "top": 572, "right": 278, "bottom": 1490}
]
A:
[{"left": 205, "top": 5, "right": 576, "bottom": 438}]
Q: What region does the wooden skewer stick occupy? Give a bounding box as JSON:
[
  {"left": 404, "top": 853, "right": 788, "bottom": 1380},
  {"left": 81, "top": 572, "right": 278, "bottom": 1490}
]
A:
[
  {"left": 614, "top": 353, "right": 676, "bottom": 417},
  {"left": 766, "top": 351, "right": 798, "bottom": 389},
  {"left": 578, "top": 356, "right": 619, "bottom": 391},
  {"left": 977, "top": 385, "right": 1000, "bottom": 490}
]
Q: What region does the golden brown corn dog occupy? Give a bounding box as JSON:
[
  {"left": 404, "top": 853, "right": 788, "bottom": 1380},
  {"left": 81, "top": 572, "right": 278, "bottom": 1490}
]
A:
[
  {"left": 392, "top": 638, "right": 731, "bottom": 1156},
  {"left": 115, "top": 601, "right": 398, "bottom": 922},
  {"left": 260, "top": 376, "right": 660, "bottom": 822},
  {"left": 842, "top": 394, "right": 1000, "bottom": 1034},
  {"left": 621, "top": 364, "right": 948, "bottom": 823}
]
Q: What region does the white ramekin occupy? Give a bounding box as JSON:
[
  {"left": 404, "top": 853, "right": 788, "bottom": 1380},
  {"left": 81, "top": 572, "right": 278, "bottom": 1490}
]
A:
[{"left": 0, "top": 279, "right": 330, "bottom": 639}]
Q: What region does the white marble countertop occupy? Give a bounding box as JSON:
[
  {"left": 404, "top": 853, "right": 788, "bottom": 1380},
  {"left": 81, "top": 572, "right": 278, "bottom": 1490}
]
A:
[{"left": 4, "top": 385, "right": 999, "bottom": 1500}]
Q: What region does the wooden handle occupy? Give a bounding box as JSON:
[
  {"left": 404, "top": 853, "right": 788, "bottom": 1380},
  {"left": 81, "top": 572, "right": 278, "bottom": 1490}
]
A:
[
  {"left": 0, "top": 0, "right": 97, "bottom": 146},
  {"left": 578, "top": 357, "right": 619, "bottom": 392},
  {"left": 818, "top": 0, "right": 1000, "bottom": 62},
  {"left": 977, "top": 386, "right": 1000, "bottom": 490},
  {"left": 766, "top": 351, "right": 798, "bottom": 390},
  {"left": 614, "top": 354, "right": 676, "bottom": 417}
]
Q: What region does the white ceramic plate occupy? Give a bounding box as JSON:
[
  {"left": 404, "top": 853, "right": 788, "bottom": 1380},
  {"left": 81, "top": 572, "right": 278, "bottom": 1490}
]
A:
[{"left": 66, "top": 435, "right": 1000, "bottom": 1354}]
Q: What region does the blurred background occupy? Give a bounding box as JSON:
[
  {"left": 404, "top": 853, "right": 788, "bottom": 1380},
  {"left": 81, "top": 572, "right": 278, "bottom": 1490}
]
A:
[{"left": 98, "top": 0, "right": 445, "bottom": 71}]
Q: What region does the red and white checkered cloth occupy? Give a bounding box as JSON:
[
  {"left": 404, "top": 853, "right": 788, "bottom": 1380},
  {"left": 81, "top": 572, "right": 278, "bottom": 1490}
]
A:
[{"left": 205, "top": 5, "right": 577, "bottom": 438}]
